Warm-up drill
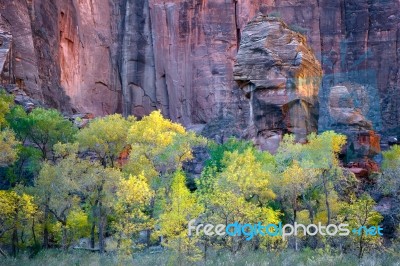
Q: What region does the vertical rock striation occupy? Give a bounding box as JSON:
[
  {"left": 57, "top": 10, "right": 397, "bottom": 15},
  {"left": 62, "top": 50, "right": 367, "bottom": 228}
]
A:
[
  {"left": 0, "top": 0, "right": 121, "bottom": 115},
  {"left": 0, "top": 15, "right": 12, "bottom": 76},
  {"left": 119, "top": 0, "right": 156, "bottom": 119},
  {"left": 148, "top": 0, "right": 244, "bottom": 125},
  {"left": 56, "top": 0, "right": 121, "bottom": 115},
  {"left": 0, "top": 0, "right": 398, "bottom": 140},
  {"left": 0, "top": 0, "right": 43, "bottom": 101}
]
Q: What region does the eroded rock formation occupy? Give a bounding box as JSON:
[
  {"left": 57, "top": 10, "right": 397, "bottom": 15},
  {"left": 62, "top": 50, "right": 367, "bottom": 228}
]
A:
[
  {"left": 233, "top": 14, "right": 322, "bottom": 151},
  {"left": 325, "top": 83, "right": 381, "bottom": 160}
]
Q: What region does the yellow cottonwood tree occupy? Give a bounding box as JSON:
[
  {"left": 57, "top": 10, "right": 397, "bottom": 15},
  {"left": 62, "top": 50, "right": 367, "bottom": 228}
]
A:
[
  {"left": 76, "top": 114, "right": 136, "bottom": 168},
  {"left": 279, "top": 161, "right": 319, "bottom": 224},
  {"left": 220, "top": 149, "right": 276, "bottom": 203},
  {"left": 113, "top": 173, "right": 153, "bottom": 255},
  {"left": 159, "top": 171, "right": 204, "bottom": 264},
  {"left": 339, "top": 193, "right": 383, "bottom": 258},
  {"left": 0, "top": 190, "right": 38, "bottom": 257},
  {"left": 124, "top": 111, "right": 206, "bottom": 251},
  {"left": 126, "top": 110, "right": 205, "bottom": 178},
  {"left": 197, "top": 148, "right": 280, "bottom": 252},
  {"left": 0, "top": 129, "right": 20, "bottom": 167}
]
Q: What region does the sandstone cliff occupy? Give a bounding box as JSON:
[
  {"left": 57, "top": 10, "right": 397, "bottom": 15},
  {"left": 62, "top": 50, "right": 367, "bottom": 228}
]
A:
[{"left": 0, "top": 0, "right": 399, "bottom": 141}]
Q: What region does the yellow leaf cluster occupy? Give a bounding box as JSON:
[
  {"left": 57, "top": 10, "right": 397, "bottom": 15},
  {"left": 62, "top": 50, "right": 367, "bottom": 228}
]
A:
[{"left": 0, "top": 129, "right": 20, "bottom": 167}]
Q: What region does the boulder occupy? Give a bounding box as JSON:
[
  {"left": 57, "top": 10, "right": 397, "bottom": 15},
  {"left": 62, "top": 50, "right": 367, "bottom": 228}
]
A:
[
  {"left": 346, "top": 158, "right": 380, "bottom": 180},
  {"left": 4, "top": 84, "right": 42, "bottom": 112}
]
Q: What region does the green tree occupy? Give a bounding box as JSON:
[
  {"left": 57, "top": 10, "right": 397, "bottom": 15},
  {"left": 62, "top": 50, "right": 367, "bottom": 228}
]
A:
[
  {"left": 34, "top": 152, "right": 91, "bottom": 249},
  {"left": 205, "top": 138, "right": 254, "bottom": 171},
  {"left": 375, "top": 145, "right": 400, "bottom": 249},
  {"left": 378, "top": 145, "right": 400, "bottom": 195},
  {"left": 5, "top": 146, "right": 42, "bottom": 187},
  {"left": 0, "top": 89, "right": 14, "bottom": 128},
  {"left": 66, "top": 208, "right": 91, "bottom": 246},
  {"left": 7, "top": 107, "right": 77, "bottom": 159},
  {"left": 80, "top": 163, "right": 123, "bottom": 253},
  {"left": 46, "top": 142, "right": 123, "bottom": 253},
  {"left": 276, "top": 131, "right": 348, "bottom": 225},
  {"left": 382, "top": 145, "right": 400, "bottom": 170},
  {"left": 339, "top": 193, "right": 383, "bottom": 258}
]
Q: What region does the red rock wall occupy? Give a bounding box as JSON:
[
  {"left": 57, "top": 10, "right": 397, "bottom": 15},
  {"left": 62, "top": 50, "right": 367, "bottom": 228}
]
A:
[
  {"left": 0, "top": 0, "right": 43, "bottom": 100},
  {"left": 0, "top": 0, "right": 121, "bottom": 115},
  {"left": 57, "top": 0, "right": 121, "bottom": 115},
  {"left": 0, "top": 0, "right": 399, "bottom": 137}
]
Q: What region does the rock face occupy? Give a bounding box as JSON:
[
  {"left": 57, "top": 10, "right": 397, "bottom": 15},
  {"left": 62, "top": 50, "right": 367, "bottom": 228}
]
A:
[
  {"left": 56, "top": 0, "right": 121, "bottom": 115},
  {"left": 0, "top": 0, "right": 121, "bottom": 115},
  {"left": 0, "top": 1, "right": 43, "bottom": 102},
  {"left": 0, "top": 0, "right": 399, "bottom": 141},
  {"left": 0, "top": 16, "right": 11, "bottom": 75},
  {"left": 234, "top": 14, "right": 322, "bottom": 151},
  {"left": 328, "top": 85, "right": 372, "bottom": 130},
  {"left": 142, "top": 0, "right": 246, "bottom": 126},
  {"left": 324, "top": 83, "right": 381, "bottom": 160}
]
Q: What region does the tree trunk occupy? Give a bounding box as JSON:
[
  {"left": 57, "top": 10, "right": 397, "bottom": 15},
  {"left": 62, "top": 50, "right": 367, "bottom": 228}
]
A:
[
  {"left": 293, "top": 200, "right": 298, "bottom": 251},
  {"left": 98, "top": 201, "right": 105, "bottom": 253},
  {"left": 358, "top": 232, "right": 364, "bottom": 259},
  {"left": 302, "top": 194, "right": 314, "bottom": 223},
  {"left": 178, "top": 237, "right": 182, "bottom": 266},
  {"left": 43, "top": 205, "right": 49, "bottom": 248},
  {"left": 146, "top": 198, "right": 156, "bottom": 247},
  {"left": 91, "top": 221, "right": 96, "bottom": 249},
  {"left": 32, "top": 218, "right": 37, "bottom": 245},
  {"left": 40, "top": 145, "right": 47, "bottom": 160},
  {"left": 204, "top": 241, "right": 207, "bottom": 264},
  {"left": 145, "top": 229, "right": 151, "bottom": 247},
  {"left": 0, "top": 247, "right": 7, "bottom": 258},
  {"left": 11, "top": 227, "right": 18, "bottom": 257},
  {"left": 322, "top": 171, "right": 331, "bottom": 225},
  {"left": 91, "top": 200, "right": 99, "bottom": 249},
  {"left": 62, "top": 224, "right": 67, "bottom": 251}
]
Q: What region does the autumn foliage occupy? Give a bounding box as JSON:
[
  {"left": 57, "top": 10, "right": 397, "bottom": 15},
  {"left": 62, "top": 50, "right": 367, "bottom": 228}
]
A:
[{"left": 0, "top": 91, "right": 394, "bottom": 263}]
